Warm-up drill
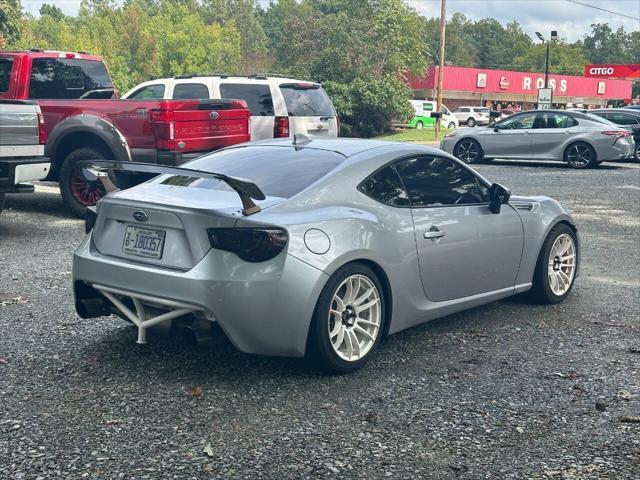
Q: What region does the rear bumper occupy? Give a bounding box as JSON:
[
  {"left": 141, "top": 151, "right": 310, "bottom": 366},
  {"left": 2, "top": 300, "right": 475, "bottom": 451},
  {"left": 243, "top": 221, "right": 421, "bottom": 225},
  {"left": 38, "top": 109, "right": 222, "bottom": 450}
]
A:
[
  {"left": 595, "top": 141, "right": 634, "bottom": 161},
  {"left": 157, "top": 150, "right": 208, "bottom": 166},
  {"left": 72, "top": 235, "right": 329, "bottom": 357},
  {"left": 0, "top": 156, "right": 50, "bottom": 193}
]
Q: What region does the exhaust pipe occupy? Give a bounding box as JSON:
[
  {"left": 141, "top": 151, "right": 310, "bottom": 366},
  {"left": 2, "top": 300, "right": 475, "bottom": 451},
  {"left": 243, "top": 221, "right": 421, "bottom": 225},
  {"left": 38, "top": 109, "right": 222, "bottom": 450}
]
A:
[
  {"left": 180, "top": 319, "right": 218, "bottom": 347},
  {"left": 75, "top": 298, "right": 109, "bottom": 319}
]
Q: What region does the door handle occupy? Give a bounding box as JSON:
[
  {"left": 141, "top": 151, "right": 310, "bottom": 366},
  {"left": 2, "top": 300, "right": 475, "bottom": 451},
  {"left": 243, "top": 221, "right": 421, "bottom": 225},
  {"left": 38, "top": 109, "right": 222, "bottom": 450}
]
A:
[{"left": 424, "top": 227, "right": 446, "bottom": 240}]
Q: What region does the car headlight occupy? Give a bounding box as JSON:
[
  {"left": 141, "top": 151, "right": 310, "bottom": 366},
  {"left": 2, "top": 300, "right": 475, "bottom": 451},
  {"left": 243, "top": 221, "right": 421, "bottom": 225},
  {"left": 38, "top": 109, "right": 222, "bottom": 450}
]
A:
[{"left": 445, "top": 132, "right": 457, "bottom": 138}]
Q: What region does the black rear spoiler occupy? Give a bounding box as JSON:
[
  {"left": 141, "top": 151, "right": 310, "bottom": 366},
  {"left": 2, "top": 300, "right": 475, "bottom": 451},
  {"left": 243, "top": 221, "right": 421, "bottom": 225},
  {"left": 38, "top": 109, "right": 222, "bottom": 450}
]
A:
[{"left": 77, "top": 160, "right": 265, "bottom": 216}]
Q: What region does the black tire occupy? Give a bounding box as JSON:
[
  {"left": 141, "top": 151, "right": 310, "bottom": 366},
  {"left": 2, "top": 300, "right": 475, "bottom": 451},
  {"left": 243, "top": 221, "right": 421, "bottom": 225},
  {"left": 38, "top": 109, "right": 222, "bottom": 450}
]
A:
[
  {"left": 59, "top": 147, "right": 109, "bottom": 218},
  {"left": 530, "top": 223, "right": 578, "bottom": 304},
  {"left": 307, "top": 262, "right": 386, "bottom": 374},
  {"left": 415, "top": 121, "right": 424, "bottom": 130},
  {"left": 634, "top": 142, "right": 639, "bottom": 162},
  {"left": 453, "top": 138, "right": 484, "bottom": 164},
  {"left": 467, "top": 117, "right": 476, "bottom": 127},
  {"left": 564, "top": 142, "right": 597, "bottom": 169},
  {"left": 447, "top": 122, "right": 456, "bottom": 130}
]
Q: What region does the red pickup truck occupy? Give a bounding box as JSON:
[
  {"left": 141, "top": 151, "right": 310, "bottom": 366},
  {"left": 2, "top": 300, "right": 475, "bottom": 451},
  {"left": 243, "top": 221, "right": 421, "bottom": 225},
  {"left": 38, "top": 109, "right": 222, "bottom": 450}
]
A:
[{"left": 0, "top": 50, "right": 250, "bottom": 216}]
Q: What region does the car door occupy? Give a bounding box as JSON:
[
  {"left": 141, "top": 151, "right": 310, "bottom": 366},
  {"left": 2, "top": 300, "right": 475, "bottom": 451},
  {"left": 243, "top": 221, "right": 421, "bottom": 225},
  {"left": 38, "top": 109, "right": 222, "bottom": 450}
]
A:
[
  {"left": 482, "top": 112, "right": 536, "bottom": 159},
  {"left": 395, "top": 156, "right": 523, "bottom": 302},
  {"left": 531, "top": 112, "right": 578, "bottom": 159},
  {"left": 217, "top": 80, "right": 275, "bottom": 140}
]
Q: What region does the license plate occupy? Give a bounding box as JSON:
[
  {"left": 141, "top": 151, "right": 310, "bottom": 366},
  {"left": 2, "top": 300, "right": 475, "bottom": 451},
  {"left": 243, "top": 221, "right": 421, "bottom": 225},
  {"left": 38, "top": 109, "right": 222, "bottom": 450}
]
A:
[{"left": 123, "top": 226, "right": 166, "bottom": 259}]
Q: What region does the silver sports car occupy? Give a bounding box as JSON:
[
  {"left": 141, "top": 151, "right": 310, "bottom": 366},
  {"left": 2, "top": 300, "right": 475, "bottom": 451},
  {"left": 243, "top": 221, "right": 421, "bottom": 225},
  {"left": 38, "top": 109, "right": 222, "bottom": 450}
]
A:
[
  {"left": 73, "top": 138, "right": 580, "bottom": 372},
  {"left": 440, "top": 109, "right": 634, "bottom": 168}
]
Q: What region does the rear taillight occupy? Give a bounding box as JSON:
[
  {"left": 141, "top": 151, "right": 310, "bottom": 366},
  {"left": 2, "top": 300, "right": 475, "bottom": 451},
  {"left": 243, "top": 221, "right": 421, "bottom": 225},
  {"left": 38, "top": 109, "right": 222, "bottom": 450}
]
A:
[
  {"left": 207, "top": 228, "right": 288, "bottom": 262},
  {"left": 37, "top": 112, "right": 46, "bottom": 145},
  {"left": 150, "top": 109, "right": 175, "bottom": 149},
  {"left": 601, "top": 130, "right": 630, "bottom": 137},
  {"left": 274, "top": 116, "right": 290, "bottom": 138}
]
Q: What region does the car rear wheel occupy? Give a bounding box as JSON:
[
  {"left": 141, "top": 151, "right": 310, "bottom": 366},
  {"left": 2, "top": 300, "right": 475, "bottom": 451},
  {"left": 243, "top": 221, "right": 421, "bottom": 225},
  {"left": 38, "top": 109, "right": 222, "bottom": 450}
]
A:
[
  {"left": 308, "top": 263, "right": 385, "bottom": 373},
  {"left": 415, "top": 121, "right": 424, "bottom": 130},
  {"left": 454, "top": 138, "right": 484, "bottom": 164},
  {"left": 531, "top": 224, "right": 578, "bottom": 304},
  {"left": 447, "top": 122, "right": 456, "bottom": 130},
  {"left": 564, "top": 142, "right": 597, "bottom": 169},
  {"left": 59, "top": 147, "right": 109, "bottom": 218},
  {"left": 467, "top": 117, "right": 476, "bottom": 127}
]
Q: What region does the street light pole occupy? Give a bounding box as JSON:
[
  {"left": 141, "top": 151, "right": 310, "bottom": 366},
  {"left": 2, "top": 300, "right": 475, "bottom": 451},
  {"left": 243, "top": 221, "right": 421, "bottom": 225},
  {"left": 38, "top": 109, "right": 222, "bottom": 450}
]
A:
[
  {"left": 544, "top": 42, "right": 550, "bottom": 88},
  {"left": 435, "top": 0, "right": 446, "bottom": 137}
]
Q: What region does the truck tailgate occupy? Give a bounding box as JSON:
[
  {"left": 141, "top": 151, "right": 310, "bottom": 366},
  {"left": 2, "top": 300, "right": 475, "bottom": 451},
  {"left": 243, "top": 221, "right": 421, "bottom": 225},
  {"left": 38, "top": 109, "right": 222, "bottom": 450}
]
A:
[{"left": 157, "top": 99, "right": 250, "bottom": 153}]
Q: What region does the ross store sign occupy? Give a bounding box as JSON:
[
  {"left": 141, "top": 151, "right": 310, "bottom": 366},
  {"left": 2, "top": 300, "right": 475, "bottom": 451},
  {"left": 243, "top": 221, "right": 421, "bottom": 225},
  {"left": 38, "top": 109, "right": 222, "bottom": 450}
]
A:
[
  {"left": 499, "top": 76, "right": 510, "bottom": 89},
  {"left": 585, "top": 64, "right": 640, "bottom": 79}
]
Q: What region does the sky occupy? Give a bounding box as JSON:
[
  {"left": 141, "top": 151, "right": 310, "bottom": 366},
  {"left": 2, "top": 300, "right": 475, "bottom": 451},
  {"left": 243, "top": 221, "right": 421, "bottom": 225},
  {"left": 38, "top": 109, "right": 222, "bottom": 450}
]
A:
[{"left": 19, "top": 0, "right": 640, "bottom": 43}]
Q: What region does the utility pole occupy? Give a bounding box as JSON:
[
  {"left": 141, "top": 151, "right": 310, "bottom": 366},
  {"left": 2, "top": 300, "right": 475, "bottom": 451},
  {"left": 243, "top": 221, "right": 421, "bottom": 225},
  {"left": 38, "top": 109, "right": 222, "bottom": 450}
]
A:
[
  {"left": 435, "top": 0, "right": 446, "bottom": 137},
  {"left": 544, "top": 42, "right": 550, "bottom": 88}
]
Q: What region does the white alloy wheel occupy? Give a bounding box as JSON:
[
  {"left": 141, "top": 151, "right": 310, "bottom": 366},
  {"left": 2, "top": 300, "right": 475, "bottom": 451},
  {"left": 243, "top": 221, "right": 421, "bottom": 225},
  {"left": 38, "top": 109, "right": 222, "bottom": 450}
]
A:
[
  {"left": 328, "top": 274, "right": 381, "bottom": 362},
  {"left": 547, "top": 233, "right": 577, "bottom": 296}
]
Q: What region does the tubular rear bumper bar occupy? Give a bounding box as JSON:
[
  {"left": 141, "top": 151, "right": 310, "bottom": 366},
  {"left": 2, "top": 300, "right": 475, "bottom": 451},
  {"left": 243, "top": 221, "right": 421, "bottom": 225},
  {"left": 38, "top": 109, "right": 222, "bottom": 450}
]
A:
[{"left": 90, "top": 283, "right": 201, "bottom": 344}]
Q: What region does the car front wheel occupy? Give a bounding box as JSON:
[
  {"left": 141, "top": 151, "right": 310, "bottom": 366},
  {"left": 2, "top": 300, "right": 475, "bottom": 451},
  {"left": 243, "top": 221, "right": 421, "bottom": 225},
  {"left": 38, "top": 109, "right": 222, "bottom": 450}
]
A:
[
  {"left": 308, "top": 263, "right": 385, "bottom": 373},
  {"left": 447, "top": 122, "right": 456, "bottom": 130},
  {"left": 415, "top": 121, "right": 423, "bottom": 130},
  {"left": 531, "top": 224, "right": 578, "bottom": 304}
]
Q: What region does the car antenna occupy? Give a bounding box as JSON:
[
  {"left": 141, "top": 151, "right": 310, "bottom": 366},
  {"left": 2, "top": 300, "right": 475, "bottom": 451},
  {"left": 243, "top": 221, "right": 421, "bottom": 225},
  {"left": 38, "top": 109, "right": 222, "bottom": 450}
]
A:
[{"left": 293, "top": 133, "right": 313, "bottom": 146}]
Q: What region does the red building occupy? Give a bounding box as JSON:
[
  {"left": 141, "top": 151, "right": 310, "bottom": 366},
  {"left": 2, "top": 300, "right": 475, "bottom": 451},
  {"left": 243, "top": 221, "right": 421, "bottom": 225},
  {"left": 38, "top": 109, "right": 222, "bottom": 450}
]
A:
[{"left": 410, "top": 66, "right": 633, "bottom": 110}]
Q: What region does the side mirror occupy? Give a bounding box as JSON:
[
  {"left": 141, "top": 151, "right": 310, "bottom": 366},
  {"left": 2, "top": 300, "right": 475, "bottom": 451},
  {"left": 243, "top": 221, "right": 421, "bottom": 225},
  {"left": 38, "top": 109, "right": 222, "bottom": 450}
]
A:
[
  {"left": 493, "top": 126, "right": 501, "bottom": 132},
  {"left": 489, "top": 183, "right": 511, "bottom": 214}
]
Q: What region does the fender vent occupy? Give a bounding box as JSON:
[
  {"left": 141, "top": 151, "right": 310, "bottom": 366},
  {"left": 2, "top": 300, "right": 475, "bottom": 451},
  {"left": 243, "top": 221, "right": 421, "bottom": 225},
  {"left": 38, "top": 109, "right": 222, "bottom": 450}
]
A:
[{"left": 512, "top": 202, "right": 538, "bottom": 212}]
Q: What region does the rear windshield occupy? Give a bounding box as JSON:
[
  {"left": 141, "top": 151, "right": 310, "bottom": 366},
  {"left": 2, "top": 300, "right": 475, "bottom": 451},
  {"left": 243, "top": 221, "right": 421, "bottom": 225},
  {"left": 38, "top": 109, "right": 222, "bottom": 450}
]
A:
[
  {"left": 29, "top": 58, "right": 114, "bottom": 99},
  {"left": 0, "top": 58, "right": 13, "bottom": 93},
  {"left": 167, "top": 146, "right": 344, "bottom": 199},
  {"left": 280, "top": 84, "right": 335, "bottom": 117}
]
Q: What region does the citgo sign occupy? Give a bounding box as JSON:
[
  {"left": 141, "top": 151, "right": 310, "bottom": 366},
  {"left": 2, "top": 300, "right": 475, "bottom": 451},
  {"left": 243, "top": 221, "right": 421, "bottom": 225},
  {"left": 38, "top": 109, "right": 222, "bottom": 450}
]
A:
[{"left": 585, "top": 64, "right": 640, "bottom": 79}]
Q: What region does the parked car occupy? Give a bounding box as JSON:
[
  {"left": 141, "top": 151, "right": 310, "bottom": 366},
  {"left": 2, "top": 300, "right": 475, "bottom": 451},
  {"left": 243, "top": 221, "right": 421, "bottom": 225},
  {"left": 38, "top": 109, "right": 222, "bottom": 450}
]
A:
[
  {"left": 122, "top": 75, "right": 339, "bottom": 141},
  {"left": 73, "top": 138, "right": 579, "bottom": 373},
  {"left": 499, "top": 108, "right": 517, "bottom": 118},
  {"left": 0, "top": 100, "right": 50, "bottom": 216},
  {"left": 587, "top": 108, "right": 640, "bottom": 161},
  {"left": 441, "top": 110, "right": 634, "bottom": 169},
  {"left": 408, "top": 100, "right": 459, "bottom": 130},
  {"left": 0, "top": 50, "right": 251, "bottom": 216},
  {"left": 453, "top": 106, "right": 490, "bottom": 127}
]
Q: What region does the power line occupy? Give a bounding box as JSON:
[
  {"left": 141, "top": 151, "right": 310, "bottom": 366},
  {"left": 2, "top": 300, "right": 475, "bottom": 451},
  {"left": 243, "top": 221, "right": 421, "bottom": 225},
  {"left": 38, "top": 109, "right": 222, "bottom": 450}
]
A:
[{"left": 564, "top": 0, "right": 640, "bottom": 21}]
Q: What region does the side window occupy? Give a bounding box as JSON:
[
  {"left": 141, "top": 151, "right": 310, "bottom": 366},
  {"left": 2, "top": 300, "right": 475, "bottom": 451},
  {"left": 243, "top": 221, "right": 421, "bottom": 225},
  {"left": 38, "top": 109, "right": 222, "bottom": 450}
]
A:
[
  {"left": 457, "top": 107, "right": 469, "bottom": 113},
  {"left": 126, "top": 84, "right": 165, "bottom": 99},
  {"left": 442, "top": 105, "right": 450, "bottom": 115},
  {"left": 0, "top": 57, "right": 14, "bottom": 93},
  {"left": 219, "top": 83, "right": 274, "bottom": 116},
  {"left": 172, "top": 83, "right": 209, "bottom": 100},
  {"left": 395, "top": 156, "right": 489, "bottom": 207},
  {"left": 423, "top": 103, "right": 434, "bottom": 112},
  {"left": 359, "top": 165, "right": 409, "bottom": 207},
  {"left": 499, "top": 113, "right": 536, "bottom": 130},
  {"left": 28, "top": 58, "right": 114, "bottom": 99},
  {"left": 540, "top": 113, "right": 574, "bottom": 128},
  {"left": 608, "top": 112, "right": 637, "bottom": 126}
]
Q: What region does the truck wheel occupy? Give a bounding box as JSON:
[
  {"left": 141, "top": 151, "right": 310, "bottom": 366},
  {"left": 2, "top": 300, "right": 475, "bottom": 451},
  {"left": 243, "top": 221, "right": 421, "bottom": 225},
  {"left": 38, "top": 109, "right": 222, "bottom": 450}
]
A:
[{"left": 59, "top": 147, "right": 108, "bottom": 218}]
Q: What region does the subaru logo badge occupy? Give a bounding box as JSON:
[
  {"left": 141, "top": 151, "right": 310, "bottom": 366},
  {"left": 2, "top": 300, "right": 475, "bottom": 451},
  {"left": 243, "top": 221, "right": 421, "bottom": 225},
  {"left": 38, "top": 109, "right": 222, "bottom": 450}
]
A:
[
  {"left": 209, "top": 111, "right": 219, "bottom": 120},
  {"left": 133, "top": 210, "right": 149, "bottom": 222}
]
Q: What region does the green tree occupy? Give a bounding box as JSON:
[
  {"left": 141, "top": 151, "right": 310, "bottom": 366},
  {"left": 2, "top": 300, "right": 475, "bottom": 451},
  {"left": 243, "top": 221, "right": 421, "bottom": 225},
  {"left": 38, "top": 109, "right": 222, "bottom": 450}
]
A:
[
  {"left": 583, "top": 23, "right": 631, "bottom": 64},
  {"left": 39, "top": 3, "right": 65, "bottom": 21},
  {"left": 512, "top": 41, "right": 588, "bottom": 76},
  {"left": 0, "top": 0, "right": 22, "bottom": 47}
]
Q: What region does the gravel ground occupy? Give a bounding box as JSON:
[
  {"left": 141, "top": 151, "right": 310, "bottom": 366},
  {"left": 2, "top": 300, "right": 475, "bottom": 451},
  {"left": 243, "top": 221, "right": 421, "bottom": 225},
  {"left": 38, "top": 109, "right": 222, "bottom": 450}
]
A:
[{"left": 0, "top": 159, "right": 639, "bottom": 480}]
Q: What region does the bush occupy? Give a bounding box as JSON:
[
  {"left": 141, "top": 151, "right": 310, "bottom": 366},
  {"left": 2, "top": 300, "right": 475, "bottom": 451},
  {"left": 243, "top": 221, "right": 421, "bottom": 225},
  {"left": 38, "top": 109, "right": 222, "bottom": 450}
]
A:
[{"left": 324, "top": 75, "right": 413, "bottom": 138}]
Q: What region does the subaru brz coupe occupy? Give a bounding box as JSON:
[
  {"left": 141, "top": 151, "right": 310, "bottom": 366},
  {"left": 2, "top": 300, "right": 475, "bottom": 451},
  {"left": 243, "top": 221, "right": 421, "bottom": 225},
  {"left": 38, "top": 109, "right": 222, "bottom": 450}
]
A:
[{"left": 73, "top": 137, "right": 579, "bottom": 372}]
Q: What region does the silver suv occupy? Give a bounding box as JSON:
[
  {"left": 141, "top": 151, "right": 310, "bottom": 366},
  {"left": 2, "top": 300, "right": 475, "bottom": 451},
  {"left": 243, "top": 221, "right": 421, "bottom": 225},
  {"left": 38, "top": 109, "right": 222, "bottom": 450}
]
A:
[{"left": 453, "top": 106, "right": 490, "bottom": 127}]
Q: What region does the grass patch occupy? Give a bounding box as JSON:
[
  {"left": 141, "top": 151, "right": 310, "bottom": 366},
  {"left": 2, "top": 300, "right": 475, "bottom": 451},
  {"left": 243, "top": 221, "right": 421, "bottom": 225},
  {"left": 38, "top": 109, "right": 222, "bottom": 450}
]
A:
[{"left": 376, "top": 127, "right": 451, "bottom": 143}]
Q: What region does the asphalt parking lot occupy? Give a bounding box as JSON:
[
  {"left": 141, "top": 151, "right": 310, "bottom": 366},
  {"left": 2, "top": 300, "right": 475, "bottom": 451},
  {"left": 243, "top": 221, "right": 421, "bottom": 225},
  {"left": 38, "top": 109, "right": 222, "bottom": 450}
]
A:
[{"left": 1, "top": 158, "right": 639, "bottom": 480}]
